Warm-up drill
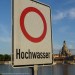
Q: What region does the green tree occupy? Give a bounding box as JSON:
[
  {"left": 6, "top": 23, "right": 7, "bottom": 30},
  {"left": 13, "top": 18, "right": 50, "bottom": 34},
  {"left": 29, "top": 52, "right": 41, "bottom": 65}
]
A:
[
  {"left": 0, "top": 54, "right": 11, "bottom": 61},
  {"left": 0, "top": 54, "right": 4, "bottom": 61},
  {"left": 4, "top": 54, "right": 11, "bottom": 61}
]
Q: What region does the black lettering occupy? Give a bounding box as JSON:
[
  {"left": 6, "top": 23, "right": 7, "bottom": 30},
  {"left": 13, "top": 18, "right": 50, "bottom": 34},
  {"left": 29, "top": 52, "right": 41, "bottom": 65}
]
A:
[
  {"left": 43, "top": 52, "right": 46, "bottom": 58},
  {"left": 16, "top": 49, "right": 20, "bottom": 59},
  {"left": 40, "top": 52, "right": 43, "bottom": 59},
  {"left": 21, "top": 52, "right": 24, "bottom": 59},
  {"left": 37, "top": 52, "right": 40, "bottom": 59},
  {"left": 28, "top": 49, "right": 31, "bottom": 59},
  {"left": 31, "top": 52, "right": 36, "bottom": 59},
  {"left": 46, "top": 52, "right": 49, "bottom": 58},
  {"left": 16, "top": 49, "right": 51, "bottom": 59},
  {"left": 25, "top": 52, "right": 28, "bottom": 59}
]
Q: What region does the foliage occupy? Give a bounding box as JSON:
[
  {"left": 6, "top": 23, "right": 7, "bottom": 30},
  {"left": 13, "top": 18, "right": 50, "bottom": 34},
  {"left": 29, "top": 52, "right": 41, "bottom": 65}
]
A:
[{"left": 0, "top": 54, "right": 11, "bottom": 61}]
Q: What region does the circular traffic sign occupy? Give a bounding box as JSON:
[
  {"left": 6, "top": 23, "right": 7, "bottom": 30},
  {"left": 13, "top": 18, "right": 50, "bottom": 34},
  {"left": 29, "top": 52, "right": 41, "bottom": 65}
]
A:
[{"left": 20, "top": 7, "right": 47, "bottom": 43}]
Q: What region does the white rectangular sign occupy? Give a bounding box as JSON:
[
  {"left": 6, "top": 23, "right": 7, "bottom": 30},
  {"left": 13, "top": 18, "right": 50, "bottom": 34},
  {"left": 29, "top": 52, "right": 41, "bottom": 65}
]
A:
[{"left": 12, "top": 0, "right": 53, "bottom": 67}]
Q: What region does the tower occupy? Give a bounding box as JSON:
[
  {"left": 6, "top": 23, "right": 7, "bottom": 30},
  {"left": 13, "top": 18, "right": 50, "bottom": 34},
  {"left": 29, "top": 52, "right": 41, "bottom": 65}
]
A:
[{"left": 59, "top": 41, "right": 71, "bottom": 57}]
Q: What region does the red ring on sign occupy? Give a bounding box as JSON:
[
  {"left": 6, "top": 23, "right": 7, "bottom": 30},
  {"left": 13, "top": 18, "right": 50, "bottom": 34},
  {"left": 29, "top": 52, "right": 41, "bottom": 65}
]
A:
[{"left": 20, "top": 7, "right": 47, "bottom": 43}]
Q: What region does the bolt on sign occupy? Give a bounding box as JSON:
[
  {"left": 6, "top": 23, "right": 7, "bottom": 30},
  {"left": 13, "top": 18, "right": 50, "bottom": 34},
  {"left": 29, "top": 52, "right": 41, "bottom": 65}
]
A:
[{"left": 12, "top": 0, "right": 53, "bottom": 67}]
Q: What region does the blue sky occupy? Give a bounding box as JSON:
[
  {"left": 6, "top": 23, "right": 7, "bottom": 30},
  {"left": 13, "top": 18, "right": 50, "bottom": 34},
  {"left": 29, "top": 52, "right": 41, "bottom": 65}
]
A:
[{"left": 0, "top": 0, "right": 75, "bottom": 54}]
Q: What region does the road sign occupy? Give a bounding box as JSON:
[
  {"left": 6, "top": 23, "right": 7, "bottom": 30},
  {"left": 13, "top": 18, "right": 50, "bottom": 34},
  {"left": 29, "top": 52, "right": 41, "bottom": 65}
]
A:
[{"left": 12, "top": 0, "right": 53, "bottom": 67}]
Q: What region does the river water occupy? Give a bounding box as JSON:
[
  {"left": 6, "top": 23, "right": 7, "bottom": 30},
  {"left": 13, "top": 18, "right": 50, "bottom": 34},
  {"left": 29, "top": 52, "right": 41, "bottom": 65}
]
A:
[{"left": 0, "top": 64, "right": 75, "bottom": 75}]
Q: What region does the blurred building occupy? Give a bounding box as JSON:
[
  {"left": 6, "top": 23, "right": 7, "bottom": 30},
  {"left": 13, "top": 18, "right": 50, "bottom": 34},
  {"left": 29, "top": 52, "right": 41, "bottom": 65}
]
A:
[
  {"left": 53, "top": 41, "right": 74, "bottom": 64},
  {"left": 59, "top": 41, "right": 71, "bottom": 57}
]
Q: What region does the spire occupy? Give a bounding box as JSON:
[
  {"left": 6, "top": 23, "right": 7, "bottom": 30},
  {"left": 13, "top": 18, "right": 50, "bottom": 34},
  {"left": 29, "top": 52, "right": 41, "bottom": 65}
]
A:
[
  {"left": 64, "top": 40, "right": 66, "bottom": 43},
  {"left": 62, "top": 40, "right": 68, "bottom": 52}
]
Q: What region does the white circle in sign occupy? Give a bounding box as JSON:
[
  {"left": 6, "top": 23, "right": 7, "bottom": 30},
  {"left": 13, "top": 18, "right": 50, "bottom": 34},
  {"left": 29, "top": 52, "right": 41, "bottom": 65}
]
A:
[{"left": 24, "top": 12, "right": 44, "bottom": 38}]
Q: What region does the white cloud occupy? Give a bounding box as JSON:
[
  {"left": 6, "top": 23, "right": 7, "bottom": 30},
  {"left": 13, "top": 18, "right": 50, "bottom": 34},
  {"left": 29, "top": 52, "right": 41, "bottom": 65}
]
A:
[
  {"left": 0, "top": 24, "right": 11, "bottom": 36},
  {"left": 59, "top": 26, "right": 70, "bottom": 33},
  {"left": 0, "top": 37, "right": 11, "bottom": 43},
  {"left": 68, "top": 41, "right": 75, "bottom": 49},
  {"left": 52, "top": 12, "right": 65, "bottom": 21},
  {"left": 64, "top": 0, "right": 75, "bottom": 6},
  {"left": 53, "top": 44, "right": 62, "bottom": 50},
  {"left": 68, "top": 44, "right": 75, "bottom": 49},
  {"left": 0, "top": 24, "right": 10, "bottom": 36},
  {"left": 68, "top": 8, "right": 75, "bottom": 19},
  {"left": 69, "top": 41, "right": 75, "bottom": 44},
  {"left": 52, "top": 8, "right": 75, "bottom": 21}
]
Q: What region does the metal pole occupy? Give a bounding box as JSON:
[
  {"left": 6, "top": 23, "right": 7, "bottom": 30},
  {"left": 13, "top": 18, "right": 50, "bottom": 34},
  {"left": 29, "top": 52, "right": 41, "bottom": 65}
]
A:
[{"left": 34, "top": 65, "right": 38, "bottom": 75}]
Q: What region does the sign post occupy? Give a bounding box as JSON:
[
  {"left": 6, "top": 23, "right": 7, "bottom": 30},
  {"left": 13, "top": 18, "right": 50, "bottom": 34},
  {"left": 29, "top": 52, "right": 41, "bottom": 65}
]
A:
[
  {"left": 34, "top": 65, "right": 38, "bottom": 75},
  {"left": 12, "top": 0, "right": 52, "bottom": 67}
]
